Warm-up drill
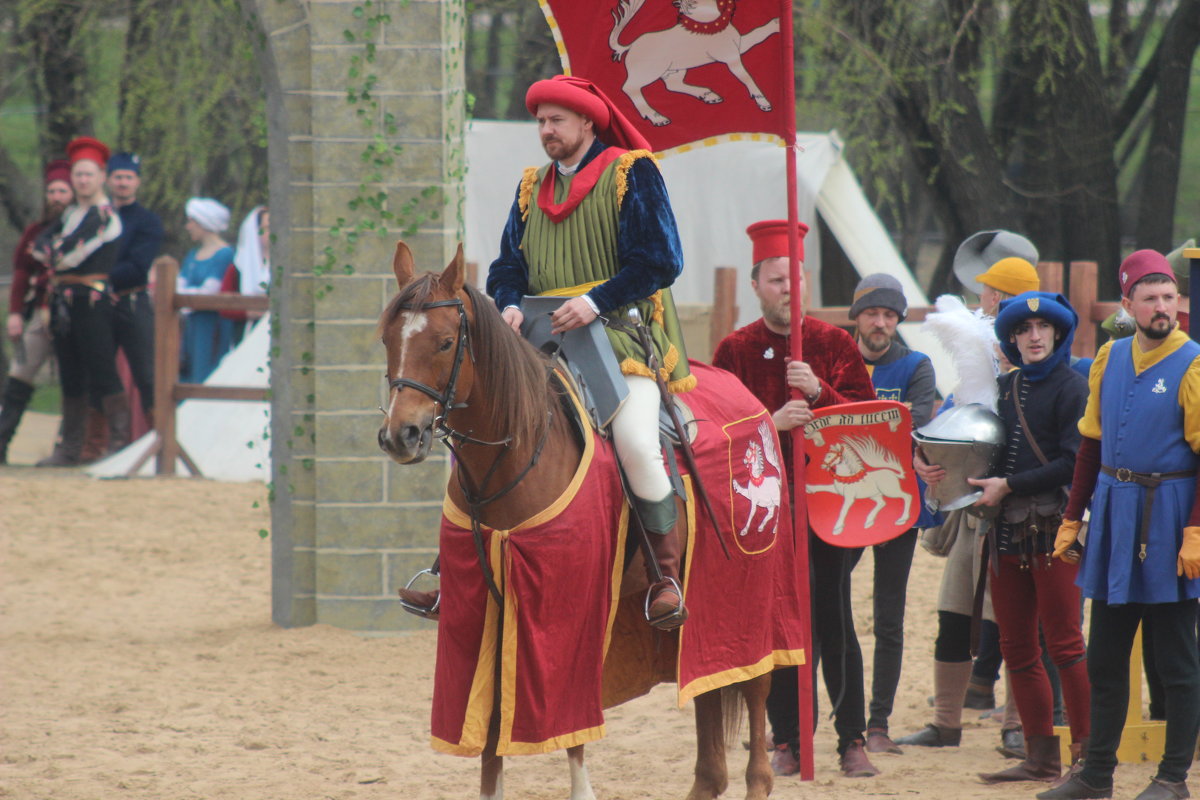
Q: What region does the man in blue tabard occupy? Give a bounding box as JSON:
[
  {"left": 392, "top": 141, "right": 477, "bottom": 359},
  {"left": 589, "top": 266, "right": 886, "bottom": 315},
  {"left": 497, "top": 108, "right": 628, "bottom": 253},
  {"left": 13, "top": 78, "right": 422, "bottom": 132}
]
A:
[
  {"left": 107, "top": 152, "right": 163, "bottom": 425},
  {"left": 487, "top": 75, "right": 692, "bottom": 629},
  {"left": 847, "top": 274, "right": 937, "bottom": 756},
  {"left": 1045, "top": 250, "right": 1200, "bottom": 800}
]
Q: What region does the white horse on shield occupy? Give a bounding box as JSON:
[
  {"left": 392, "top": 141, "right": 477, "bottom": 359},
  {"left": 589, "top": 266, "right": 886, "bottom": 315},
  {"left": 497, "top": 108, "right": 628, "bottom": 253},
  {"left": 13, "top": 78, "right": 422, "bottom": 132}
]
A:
[{"left": 807, "top": 435, "right": 912, "bottom": 536}]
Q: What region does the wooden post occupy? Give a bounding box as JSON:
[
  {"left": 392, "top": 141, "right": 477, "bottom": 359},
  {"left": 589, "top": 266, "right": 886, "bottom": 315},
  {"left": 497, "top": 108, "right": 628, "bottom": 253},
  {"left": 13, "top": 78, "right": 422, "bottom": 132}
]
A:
[
  {"left": 152, "top": 256, "right": 181, "bottom": 476},
  {"left": 709, "top": 266, "right": 738, "bottom": 358},
  {"left": 1069, "top": 261, "right": 1099, "bottom": 358},
  {"left": 1037, "top": 261, "right": 1063, "bottom": 294}
]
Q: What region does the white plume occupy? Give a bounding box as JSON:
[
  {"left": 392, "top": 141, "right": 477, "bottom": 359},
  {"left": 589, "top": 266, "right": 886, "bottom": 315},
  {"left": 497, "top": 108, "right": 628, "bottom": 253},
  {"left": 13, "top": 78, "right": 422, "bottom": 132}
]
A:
[{"left": 922, "top": 294, "right": 1000, "bottom": 411}]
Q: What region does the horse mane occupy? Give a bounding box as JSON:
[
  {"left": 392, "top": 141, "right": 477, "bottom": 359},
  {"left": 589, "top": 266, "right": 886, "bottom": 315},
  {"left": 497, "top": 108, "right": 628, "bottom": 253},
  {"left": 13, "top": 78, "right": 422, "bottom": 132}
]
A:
[
  {"left": 381, "top": 274, "right": 558, "bottom": 450},
  {"left": 841, "top": 435, "right": 903, "bottom": 474}
]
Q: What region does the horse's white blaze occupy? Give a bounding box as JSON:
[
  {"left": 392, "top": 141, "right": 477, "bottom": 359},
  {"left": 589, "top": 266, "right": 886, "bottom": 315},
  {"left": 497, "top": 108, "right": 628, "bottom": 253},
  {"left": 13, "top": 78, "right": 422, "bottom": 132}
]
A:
[{"left": 387, "top": 311, "right": 429, "bottom": 419}]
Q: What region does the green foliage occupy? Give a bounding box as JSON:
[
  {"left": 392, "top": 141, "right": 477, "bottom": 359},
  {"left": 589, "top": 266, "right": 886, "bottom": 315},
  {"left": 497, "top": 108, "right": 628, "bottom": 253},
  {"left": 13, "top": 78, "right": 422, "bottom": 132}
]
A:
[{"left": 119, "top": 0, "right": 268, "bottom": 255}]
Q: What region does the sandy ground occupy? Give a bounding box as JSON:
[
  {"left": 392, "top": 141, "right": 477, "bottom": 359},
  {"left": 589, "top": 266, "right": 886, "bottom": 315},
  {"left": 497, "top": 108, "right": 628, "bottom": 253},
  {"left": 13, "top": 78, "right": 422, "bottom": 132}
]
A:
[{"left": 1, "top": 414, "right": 1164, "bottom": 799}]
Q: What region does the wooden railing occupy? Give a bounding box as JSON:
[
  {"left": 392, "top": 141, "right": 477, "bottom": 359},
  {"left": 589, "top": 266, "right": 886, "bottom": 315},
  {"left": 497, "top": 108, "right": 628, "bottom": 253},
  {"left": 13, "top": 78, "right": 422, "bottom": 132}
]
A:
[{"left": 125, "top": 255, "right": 270, "bottom": 477}]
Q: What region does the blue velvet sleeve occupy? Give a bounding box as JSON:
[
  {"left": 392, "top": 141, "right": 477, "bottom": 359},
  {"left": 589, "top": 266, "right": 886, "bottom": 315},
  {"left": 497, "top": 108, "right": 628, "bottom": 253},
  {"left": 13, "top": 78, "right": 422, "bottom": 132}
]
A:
[
  {"left": 485, "top": 187, "right": 530, "bottom": 312},
  {"left": 587, "top": 156, "right": 684, "bottom": 314}
]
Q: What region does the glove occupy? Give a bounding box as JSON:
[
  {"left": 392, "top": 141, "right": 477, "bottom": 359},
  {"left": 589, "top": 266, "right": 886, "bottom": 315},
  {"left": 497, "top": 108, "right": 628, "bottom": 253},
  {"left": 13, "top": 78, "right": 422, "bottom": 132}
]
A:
[
  {"left": 1178, "top": 526, "right": 1200, "bottom": 580},
  {"left": 1053, "top": 519, "right": 1083, "bottom": 563}
]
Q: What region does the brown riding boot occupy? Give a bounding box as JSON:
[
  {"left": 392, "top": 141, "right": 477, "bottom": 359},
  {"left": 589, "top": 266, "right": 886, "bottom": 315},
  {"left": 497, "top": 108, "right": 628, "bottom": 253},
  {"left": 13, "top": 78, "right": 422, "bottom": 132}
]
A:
[
  {"left": 634, "top": 494, "right": 687, "bottom": 630},
  {"left": 102, "top": 393, "right": 132, "bottom": 454},
  {"left": 895, "top": 660, "right": 971, "bottom": 746},
  {"left": 37, "top": 395, "right": 88, "bottom": 467},
  {"left": 78, "top": 406, "right": 109, "bottom": 464},
  {"left": 980, "top": 735, "right": 1061, "bottom": 783}
]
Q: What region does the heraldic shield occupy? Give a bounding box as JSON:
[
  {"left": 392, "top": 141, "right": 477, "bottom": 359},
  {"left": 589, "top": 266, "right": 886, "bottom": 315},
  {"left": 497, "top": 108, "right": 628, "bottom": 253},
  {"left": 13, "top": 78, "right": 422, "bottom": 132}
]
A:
[{"left": 802, "top": 400, "right": 919, "bottom": 547}]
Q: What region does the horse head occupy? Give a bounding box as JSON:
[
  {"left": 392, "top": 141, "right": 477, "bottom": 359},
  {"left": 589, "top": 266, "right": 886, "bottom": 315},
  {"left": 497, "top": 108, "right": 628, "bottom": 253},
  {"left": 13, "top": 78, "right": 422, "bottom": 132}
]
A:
[
  {"left": 377, "top": 241, "right": 474, "bottom": 463},
  {"left": 821, "top": 443, "right": 844, "bottom": 472}
]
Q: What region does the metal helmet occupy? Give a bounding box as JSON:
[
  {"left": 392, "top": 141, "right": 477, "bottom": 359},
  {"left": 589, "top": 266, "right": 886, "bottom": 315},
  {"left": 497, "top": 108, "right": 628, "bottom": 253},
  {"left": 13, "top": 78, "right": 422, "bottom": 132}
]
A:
[{"left": 912, "top": 403, "right": 1006, "bottom": 513}]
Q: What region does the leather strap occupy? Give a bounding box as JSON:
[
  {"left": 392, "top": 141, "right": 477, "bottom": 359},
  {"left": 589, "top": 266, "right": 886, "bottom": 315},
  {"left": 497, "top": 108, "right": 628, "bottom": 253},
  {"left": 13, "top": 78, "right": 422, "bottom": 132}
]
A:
[
  {"left": 1100, "top": 464, "right": 1196, "bottom": 562},
  {"left": 1012, "top": 372, "right": 1050, "bottom": 467}
]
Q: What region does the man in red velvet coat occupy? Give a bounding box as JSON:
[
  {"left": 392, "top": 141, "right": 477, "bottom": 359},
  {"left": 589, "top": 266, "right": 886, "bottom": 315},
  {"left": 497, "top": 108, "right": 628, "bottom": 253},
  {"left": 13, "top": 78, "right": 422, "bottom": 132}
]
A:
[{"left": 713, "top": 220, "right": 877, "bottom": 779}]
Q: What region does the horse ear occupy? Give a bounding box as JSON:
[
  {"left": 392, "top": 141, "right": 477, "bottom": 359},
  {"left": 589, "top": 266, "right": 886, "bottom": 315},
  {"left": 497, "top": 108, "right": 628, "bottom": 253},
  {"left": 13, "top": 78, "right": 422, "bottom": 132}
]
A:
[
  {"left": 441, "top": 243, "right": 466, "bottom": 293},
  {"left": 392, "top": 241, "right": 415, "bottom": 288}
]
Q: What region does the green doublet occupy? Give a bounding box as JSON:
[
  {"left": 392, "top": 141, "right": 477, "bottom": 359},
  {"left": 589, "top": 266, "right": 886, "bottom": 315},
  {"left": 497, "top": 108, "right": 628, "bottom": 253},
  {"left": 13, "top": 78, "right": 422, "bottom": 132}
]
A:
[{"left": 521, "top": 157, "right": 693, "bottom": 392}]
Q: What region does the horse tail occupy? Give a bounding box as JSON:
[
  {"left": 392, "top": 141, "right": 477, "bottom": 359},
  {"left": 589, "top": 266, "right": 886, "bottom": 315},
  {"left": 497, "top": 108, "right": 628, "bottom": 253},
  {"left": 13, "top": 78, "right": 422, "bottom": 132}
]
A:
[{"left": 609, "top": 0, "right": 641, "bottom": 61}]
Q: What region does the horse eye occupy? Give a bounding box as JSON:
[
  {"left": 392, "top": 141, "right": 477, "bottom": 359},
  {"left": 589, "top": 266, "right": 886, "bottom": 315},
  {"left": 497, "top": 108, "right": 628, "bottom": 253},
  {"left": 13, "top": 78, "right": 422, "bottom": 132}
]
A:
[{"left": 439, "top": 338, "right": 454, "bottom": 352}]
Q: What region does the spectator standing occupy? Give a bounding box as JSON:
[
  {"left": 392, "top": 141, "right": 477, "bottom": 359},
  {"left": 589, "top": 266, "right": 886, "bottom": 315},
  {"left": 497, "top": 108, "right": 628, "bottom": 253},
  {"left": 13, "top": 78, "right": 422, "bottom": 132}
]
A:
[
  {"left": 847, "top": 274, "right": 938, "bottom": 755},
  {"left": 178, "top": 198, "right": 234, "bottom": 384},
  {"left": 0, "top": 159, "right": 73, "bottom": 463},
  {"left": 32, "top": 137, "right": 127, "bottom": 466},
  {"left": 1043, "top": 251, "right": 1200, "bottom": 800},
  {"left": 712, "top": 220, "right": 878, "bottom": 778},
  {"left": 107, "top": 152, "right": 164, "bottom": 426}
]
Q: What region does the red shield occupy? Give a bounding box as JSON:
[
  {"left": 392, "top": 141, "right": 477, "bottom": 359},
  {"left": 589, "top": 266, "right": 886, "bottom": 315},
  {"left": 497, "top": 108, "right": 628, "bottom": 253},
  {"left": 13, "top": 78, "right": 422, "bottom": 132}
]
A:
[
  {"left": 721, "top": 410, "right": 787, "bottom": 556},
  {"left": 802, "top": 400, "right": 919, "bottom": 547},
  {"left": 540, "top": 1, "right": 789, "bottom": 152}
]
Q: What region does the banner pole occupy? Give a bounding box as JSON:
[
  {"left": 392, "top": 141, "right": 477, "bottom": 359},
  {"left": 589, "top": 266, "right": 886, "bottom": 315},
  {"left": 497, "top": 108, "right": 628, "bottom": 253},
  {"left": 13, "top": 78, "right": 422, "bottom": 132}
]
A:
[{"left": 780, "top": 0, "right": 815, "bottom": 783}]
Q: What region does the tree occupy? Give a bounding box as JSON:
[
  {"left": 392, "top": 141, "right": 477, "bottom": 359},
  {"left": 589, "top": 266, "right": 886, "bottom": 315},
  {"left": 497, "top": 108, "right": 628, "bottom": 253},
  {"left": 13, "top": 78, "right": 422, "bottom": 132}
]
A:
[{"left": 809, "top": 0, "right": 1200, "bottom": 296}]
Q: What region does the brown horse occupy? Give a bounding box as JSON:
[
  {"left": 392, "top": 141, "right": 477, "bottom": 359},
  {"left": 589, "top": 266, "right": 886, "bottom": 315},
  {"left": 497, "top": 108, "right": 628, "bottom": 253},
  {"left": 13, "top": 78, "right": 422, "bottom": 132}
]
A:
[{"left": 377, "top": 241, "right": 776, "bottom": 800}]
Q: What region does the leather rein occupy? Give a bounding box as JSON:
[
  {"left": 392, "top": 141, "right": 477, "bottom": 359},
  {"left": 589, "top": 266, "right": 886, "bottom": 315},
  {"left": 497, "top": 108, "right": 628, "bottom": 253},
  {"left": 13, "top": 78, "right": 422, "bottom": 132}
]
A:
[{"left": 386, "top": 295, "right": 552, "bottom": 608}]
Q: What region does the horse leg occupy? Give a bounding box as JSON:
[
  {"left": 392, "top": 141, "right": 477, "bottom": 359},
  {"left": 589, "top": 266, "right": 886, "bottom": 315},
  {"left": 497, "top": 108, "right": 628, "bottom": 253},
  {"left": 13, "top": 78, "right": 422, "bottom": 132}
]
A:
[
  {"left": 663, "top": 70, "right": 722, "bottom": 103},
  {"left": 686, "top": 689, "right": 729, "bottom": 800},
  {"left": 742, "top": 673, "right": 774, "bottom": 800},
  {"left": 832, "top": 497, "right": 851, "bottom": 535},
  {"left": 739, "top": 502, "right": 756, "bottom": 536},
  {"left": 757, "top": 504, "right": 776, "bottom": 533},
  {"left": 566, "top": 745, "right": 596, "bottom": 800},
  {"left": 864, "top": 495, "right": 886, "bottom": 527}
]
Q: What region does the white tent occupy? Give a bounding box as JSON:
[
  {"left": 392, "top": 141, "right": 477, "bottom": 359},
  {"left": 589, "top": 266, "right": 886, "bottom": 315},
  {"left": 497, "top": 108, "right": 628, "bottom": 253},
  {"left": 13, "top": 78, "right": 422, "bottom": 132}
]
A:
[{"left": 467, "top": 121, "right": 956, "bottom": 393}]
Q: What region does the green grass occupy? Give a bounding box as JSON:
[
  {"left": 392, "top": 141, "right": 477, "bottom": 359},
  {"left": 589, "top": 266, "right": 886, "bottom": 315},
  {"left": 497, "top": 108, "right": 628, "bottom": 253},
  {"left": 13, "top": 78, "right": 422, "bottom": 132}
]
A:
[{"left": 26, "top": 382, "right": 61, "bottom": 415}]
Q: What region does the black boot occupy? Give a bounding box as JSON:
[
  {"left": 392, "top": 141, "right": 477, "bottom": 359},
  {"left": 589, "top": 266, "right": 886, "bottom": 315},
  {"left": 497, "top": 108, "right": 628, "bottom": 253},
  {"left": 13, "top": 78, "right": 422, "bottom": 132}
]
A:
[
  {"left": 0, "top": 378, "right": 35, "bottom": 464},
  {"left": 37, "top": 394, "right": 88, "bottom": 467},
  {"left": 101, "top": 392, "right": 131, "bottom": 454},
  {"left": 633, "top": 494, "right": 687, "bottom": 630}
]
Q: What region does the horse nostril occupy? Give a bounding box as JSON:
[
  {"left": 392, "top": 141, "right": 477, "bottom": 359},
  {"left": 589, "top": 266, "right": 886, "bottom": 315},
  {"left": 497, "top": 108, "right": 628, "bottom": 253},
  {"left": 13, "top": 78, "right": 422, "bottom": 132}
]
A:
[{"left": 400, "top": 424, "right": 422, "bottom": 449}]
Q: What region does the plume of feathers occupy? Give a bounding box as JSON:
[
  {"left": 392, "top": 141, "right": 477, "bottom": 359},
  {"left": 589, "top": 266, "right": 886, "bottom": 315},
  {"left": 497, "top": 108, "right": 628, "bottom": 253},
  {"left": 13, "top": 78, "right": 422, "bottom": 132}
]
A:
[{"left": 922, "top": 294, "right": 1000, "bottom": 411}]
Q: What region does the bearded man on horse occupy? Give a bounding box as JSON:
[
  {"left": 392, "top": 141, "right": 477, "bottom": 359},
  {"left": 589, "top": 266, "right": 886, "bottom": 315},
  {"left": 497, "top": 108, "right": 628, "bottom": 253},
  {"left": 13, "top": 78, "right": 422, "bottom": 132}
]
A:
[{"left": 487, "top": 74, "right": 693, "bottom": 630}]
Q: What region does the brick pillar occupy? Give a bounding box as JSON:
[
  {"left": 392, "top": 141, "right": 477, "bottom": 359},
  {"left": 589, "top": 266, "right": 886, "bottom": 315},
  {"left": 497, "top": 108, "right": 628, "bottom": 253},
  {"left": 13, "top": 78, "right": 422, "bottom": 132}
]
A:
[{"left": 245, "top": 0, "right": 465, "bottom": 630}]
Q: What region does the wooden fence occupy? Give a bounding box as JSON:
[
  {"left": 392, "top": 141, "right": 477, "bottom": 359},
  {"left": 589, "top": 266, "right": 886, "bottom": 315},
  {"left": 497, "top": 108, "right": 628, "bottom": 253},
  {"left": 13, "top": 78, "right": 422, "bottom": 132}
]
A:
[{"left": 128, "top": 255, "right": 270, "bottom": 477}]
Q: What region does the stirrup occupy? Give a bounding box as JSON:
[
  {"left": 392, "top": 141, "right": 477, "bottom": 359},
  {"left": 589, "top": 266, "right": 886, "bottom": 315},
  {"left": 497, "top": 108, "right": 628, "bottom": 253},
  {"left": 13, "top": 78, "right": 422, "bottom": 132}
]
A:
[
  {"left": 644, "top": 576, "right": 688, "bottom": 630},
  {"left": 398, "top": 568, "right": 441, "bottom": 621}
]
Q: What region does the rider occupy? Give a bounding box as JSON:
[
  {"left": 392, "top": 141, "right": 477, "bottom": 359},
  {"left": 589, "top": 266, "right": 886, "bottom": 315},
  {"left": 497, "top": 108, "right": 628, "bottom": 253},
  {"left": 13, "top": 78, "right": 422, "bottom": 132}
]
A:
[{"left": 487, "top": 75, "right": 693, "bottom": 630}]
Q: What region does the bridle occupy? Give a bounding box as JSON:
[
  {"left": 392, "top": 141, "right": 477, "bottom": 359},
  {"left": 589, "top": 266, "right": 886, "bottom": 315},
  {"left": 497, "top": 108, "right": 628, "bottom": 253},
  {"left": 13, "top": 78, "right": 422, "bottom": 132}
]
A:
[{"left": 384, "top": 292, "right": 552, "bottom": 608}]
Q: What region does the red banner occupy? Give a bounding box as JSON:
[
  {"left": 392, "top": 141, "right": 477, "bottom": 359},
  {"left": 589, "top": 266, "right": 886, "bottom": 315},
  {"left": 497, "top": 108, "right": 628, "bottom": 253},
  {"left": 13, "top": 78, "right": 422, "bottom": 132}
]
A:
[
  {"left": 539, "top": 0, "right": 791, "bottom": 152},
  {"left": 802, "top": 401, "right": 919, "bottom": 547}
]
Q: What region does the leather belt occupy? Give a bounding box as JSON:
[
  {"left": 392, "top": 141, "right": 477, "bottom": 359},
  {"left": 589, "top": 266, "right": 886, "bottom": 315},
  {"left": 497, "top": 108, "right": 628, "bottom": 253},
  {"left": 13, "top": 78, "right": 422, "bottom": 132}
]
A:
[
  {"left": 1101, "top": 465, "right": 1196, "bottom": 562},
  {"left": 52, "top": 273, "right": 109, "bottom": 292}
]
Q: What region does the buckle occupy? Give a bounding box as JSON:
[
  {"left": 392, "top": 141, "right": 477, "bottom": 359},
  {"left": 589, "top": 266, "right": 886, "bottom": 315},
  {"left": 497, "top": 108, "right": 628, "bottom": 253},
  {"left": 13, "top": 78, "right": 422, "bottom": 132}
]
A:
[{"left": 1116, "top": 468, "right": 1133, "bottom": 482}]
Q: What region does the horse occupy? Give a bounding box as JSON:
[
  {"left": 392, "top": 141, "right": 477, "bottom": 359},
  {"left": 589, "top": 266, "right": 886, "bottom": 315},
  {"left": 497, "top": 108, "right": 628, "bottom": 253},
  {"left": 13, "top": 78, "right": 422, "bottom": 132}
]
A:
[
  {"left": 377, "top": 241, "right": 800, "bottom": 800},
  {"left": 608, "top": 0, "right": 780, "bottom": 127},
  {"left": 806, "top": 435, "right": 912, "bottom": 536}
]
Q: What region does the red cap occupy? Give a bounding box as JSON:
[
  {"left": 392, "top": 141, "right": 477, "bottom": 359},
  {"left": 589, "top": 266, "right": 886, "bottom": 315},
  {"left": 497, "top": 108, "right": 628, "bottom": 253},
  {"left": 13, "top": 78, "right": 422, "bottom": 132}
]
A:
[
  {"left": 526, "top": 75, "right": 651, "bottom": 152},
  {"left": 44, "top": 159, "right": 72, "bottom": 186},
  {"left": 1119, "top": 249, "right": 1176, "bottom": 298},
  {"left": 66, "top": 136, "right": 110, "bottom": 167},
  {"left": 746, "top": 219, "right": 810, "bottom": 264}
]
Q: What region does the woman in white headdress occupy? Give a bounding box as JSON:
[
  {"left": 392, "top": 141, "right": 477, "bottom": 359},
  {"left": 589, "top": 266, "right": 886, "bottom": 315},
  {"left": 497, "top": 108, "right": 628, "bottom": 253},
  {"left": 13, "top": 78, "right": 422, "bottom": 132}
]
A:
[{"left": 178, "top": 197, "right": 234, "bottom": 383}]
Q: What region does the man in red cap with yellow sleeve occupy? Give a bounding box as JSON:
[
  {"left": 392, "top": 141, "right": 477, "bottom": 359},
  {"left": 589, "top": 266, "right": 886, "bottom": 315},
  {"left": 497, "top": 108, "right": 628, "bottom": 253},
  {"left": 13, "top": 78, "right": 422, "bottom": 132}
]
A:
[
  {"left": 713, "top": 221, "right": 878, "bottom": 778},
  {"left": 487, "top": 75, "right": 692, "bottom": 629}
]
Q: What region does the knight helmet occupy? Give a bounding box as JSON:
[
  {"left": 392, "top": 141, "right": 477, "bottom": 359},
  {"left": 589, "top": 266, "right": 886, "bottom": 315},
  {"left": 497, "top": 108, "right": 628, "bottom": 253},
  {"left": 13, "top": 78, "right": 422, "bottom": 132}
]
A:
[{"left": 912, "top": 403, "right": 1006, "bottom": 513}]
